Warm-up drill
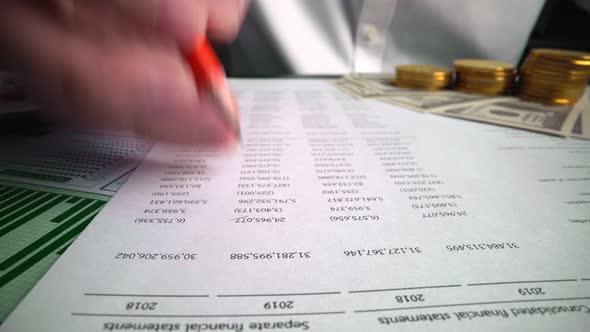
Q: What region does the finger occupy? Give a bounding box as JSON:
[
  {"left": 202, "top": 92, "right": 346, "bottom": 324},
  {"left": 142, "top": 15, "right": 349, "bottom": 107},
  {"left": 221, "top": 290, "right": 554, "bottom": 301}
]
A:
[
  {"left": 45, "top": 0, "right": 155, "bottom": 44},
  {"left": 143, "top": 0, "right": 208, "bottom": 48},
  {"left": 135, "top": 91, "right": 237, "bottom": 145},
  {"left": 206, "top": 0, "right": 249, "bottom": 42},
  {"left": 19, "top": 0, "right": 245, "bottom": 48},
  {"left": 0, "top": 2, "right": 235, "bottom": 145},
  {"left": 98, "top": 0, "right": 249, "bottom": 45},
  {"left": 83, "top": 0, "right": 208, "bottom": 49}
]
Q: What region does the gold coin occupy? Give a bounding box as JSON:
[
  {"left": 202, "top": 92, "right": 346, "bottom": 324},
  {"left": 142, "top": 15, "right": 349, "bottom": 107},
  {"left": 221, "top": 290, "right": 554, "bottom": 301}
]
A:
[
  {"left": 455, "top": 70, "right": 515, "bottom": 79},
  {"left": 457, "top": 83, "right": 510, "bottom": 91},
  {"left": 526, "top": 55, "right": 590, "bottom": 69},
  {"left": 455, "top": 87, "right": 506, "bottom": 96},
  {"left": 520, "top": 95, "right": 577, "bottom": 105},
  {"left": 520, "top": 67, "right": 589, "bottom": 81},
  {"left": 396, "top": 73, "right": 450, "bottom": 80},
  {"left": 395, "top": 76, "right": 451, "bottom": 84},
  {"left": 457, "top": 84, "right": 513, "bottom": 91},
  {"left": 517, "top": 48, "right": 590, "bottom": 105},
  {"left": 396, "top": 64, "right": 451, "bottom": 76},
  {"left": 518, "top": 77, "right": 586, "bottom": 87},
  {"left": 520, "top": 87, "right": 585, "bottom": 98},
  {"left": 519, "top": 91, "right": 580, "bottom": 100},
  {"left": 457, "top": 79, "right": 511, "bottom": 87},
  {"left": 454, "top": 66, "right": 514, "bottom": 95},
  {"left": 521, "top": 63, "right": 590, "bottom": 79},
  {"left": 457, "top": 84, "right": 511, "bottom": 92},
  {"left": 458, "top": 89, "right": 507, "bottom": 96},
  {"left": 394, "top": 82, "right": 447, "bottom": 91},
  {"left": 521, "top": 74, "right": 589, "bottom": 85},
  {"left": 457, "top": 75, "right": 514, "bottom": 84},
  {"left": 519, "top": 82, "right": 587, "bottom": 92},
  {"left": 394, "top": 64, "right": 452, "bottom": 90},
  {"left": 521, "top": 85, "right": 587, "bottom": 99},
  {"left": 396, "top": 76, "right": 451, "bottom": 84},
  {"left": 395, "top": 83, "right": 449, "bottom": 90},
  {"left": 530, "top": 49, "right": 590, "bottom": 64},
  {"left": 520, "top": 92, "right": 585, "bottom": 102},
  {"left": 520, "top": 92, "right": 581, "bottom": 103},
  {"left": 519, "top": 76, "right": 588, "bottom": 87},
  {"left": 394, "top": 78, "right": 449, "bottom": 85},
  {"left": 454, "top": 59, "right": 515, "bottom": 73},
  {"left": 395, "top": 74, "right": 451, "bottom": 80}
]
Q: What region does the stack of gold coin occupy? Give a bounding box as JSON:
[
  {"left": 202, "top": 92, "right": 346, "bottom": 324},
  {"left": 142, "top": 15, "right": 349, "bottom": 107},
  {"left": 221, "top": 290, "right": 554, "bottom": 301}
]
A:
[
  {"left": 518, "top": 49, "right": 590, "bottom": 105},
  {"left": 453, "top": 59, "right": 516, "bottom": 96},
  {"left": 394, "top": 65, "right": 452, "bottom": 90}
]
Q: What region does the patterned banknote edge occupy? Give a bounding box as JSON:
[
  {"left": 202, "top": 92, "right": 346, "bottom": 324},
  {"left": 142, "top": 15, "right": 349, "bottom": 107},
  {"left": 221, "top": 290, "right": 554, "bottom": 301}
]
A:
[
  {"left": 570, "top": 89, "right": 590, "bottom": 140},
  {"left": 429, "top": 96, "right": 584, "bottom": 137},
  {"left": 333, "top": 73, "right": 401, "bottom": 98},
  {"left": 373, "top": 92, "right": 494, "bottom": 113}
]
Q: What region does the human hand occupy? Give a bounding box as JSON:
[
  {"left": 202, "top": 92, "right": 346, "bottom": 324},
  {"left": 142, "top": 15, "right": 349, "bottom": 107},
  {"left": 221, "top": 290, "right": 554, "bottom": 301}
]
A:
[{"left": 0, "top": 0, "right": 248, "bottom": 144}]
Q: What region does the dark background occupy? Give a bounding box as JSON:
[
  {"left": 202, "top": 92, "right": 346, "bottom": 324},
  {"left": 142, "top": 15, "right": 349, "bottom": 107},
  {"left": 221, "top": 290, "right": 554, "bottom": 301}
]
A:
[{"left": 521, "top": 0, "right": 590, "bottom": 63}]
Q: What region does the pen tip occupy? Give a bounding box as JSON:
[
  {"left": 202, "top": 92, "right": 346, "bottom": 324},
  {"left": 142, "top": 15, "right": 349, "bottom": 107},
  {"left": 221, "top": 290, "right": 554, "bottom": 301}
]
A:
[
  {"left": 210, "top": 88, "right": 242, "bottom": 145},
  {"left": 233, "top": 119, "right": 243, "bottom": 147}
]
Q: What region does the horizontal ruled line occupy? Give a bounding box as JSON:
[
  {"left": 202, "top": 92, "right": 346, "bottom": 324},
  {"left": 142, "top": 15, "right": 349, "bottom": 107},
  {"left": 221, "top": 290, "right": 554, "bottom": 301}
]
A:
[
  {"left": 580, "top": 279, "right": 590, "bottom": 281},
  {"left": 354, "top": 296, "right": 590, "bottom": 313},
  {"left": 349, "top": 284, "right": 461, "bottom": 294},
  {"left": 71, "top": 311, "right": 346, "bottom": 318},
  {"left": 84, "top": 293, "right": 209, "bottom": 298},
  {"left": 217, "top": 291, "right": 341, "bottom": 298},
  {"left": 467, "top": 279, "right": 577, "bottom": 286}
]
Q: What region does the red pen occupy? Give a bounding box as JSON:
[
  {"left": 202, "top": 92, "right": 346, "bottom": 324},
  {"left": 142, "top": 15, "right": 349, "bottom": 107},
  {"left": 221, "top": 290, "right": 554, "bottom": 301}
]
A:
[{"left": 186, "top": 37, "right": 241, "bottom": 142}]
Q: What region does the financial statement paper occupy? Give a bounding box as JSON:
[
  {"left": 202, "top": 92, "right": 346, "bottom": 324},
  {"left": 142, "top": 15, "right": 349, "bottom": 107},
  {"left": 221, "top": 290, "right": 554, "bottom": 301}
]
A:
[{"left": 2, "top": 79, "right": 589, "bottom": 331}]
